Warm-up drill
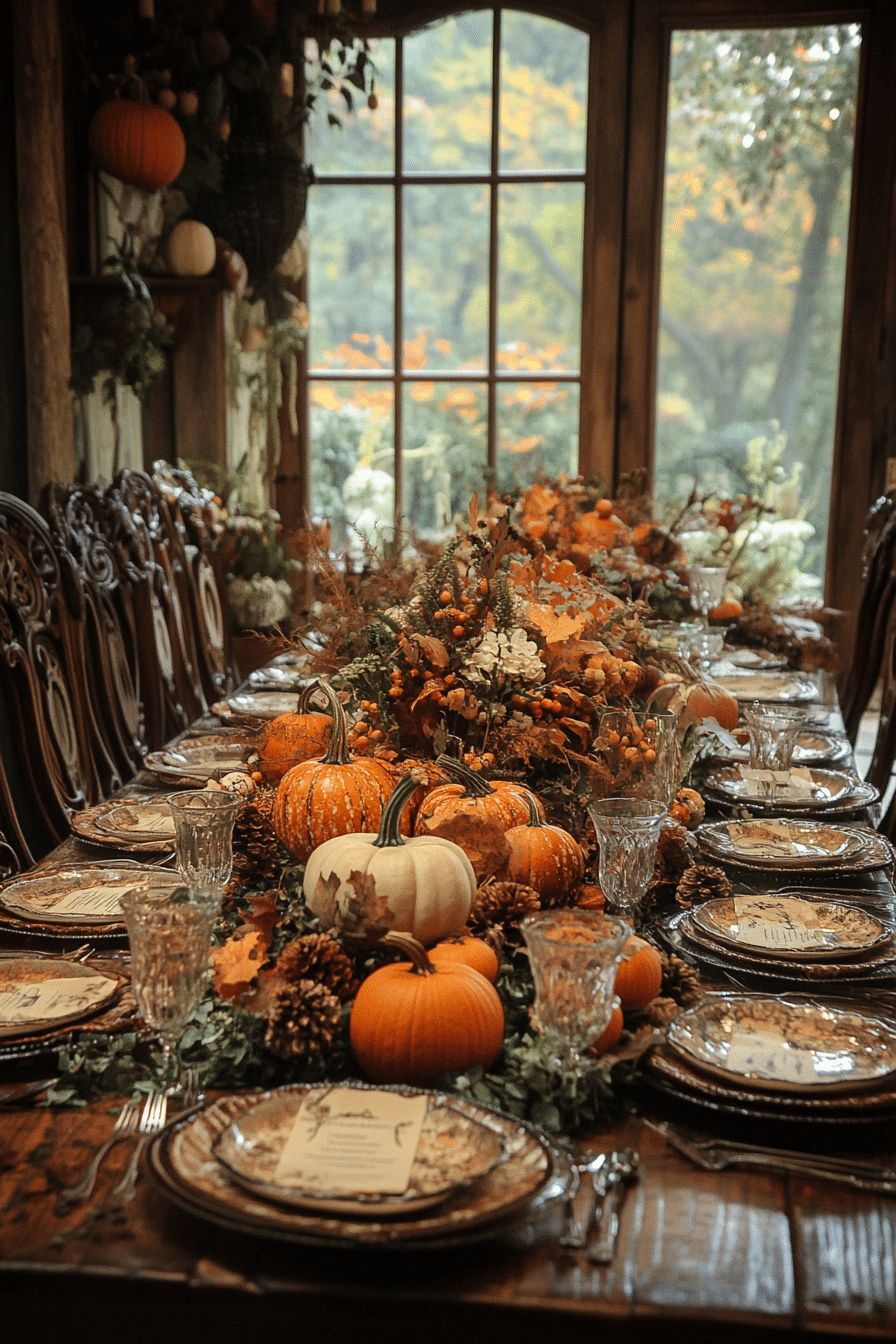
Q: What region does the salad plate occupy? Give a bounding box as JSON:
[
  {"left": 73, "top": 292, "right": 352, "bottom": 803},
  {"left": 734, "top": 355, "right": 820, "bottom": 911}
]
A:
[
  {"left": 711, "top": 672, "right": 818, "bottom": 703},
  {"left": 0, "top": 863, "right": 181, "bottom": 928},
  {"left": 689, "top": 894, "right": 891, "bottom": 962},
  {"left": 213, "top": 1087, "right": 507, "bottom": 1217},
  {"left": 71, "top": 798, "right": 177, "bottom": 853},
  {"left": 144, "top": 743, "right": 257, "bottom": 786},
  {"left": 0, "top": 954, "right": 121, "bottom": 1039},
  {"left": 666, "top": 993, "right": 896, "bottom": 1094},
  {"left": 702, "top": 766, "right": 878, "bottom": 813},
  {"left": 212, "top": 692, "right": 302, "bottom": 721}
]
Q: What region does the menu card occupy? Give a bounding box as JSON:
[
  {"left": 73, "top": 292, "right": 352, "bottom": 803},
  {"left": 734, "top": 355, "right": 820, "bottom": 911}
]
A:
[
  {"left": 726, "top": 1027, "right": 853, "bottom": 1085},
  {"left": 732, "top": 895, "right": 828, "bottom": 950},
  {"left": 0, "top": 974, "right": 110, "bottom": 1025},
  {"left": 47, "top": 884, "right": 127, "bottom": 918},
  {"left": 726, "top": 821, "right": 849, "bottom": 855},
  {"left": 738, "top": 767, "right": 818, "bottom": 798},
  {"left": 274, "top": 1087, "right": 428, "bottom": 1194}
]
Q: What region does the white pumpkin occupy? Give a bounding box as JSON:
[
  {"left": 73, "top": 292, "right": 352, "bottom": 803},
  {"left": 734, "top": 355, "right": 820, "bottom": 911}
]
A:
[
  {"left": 167, "top": 219, "right": 217, "bottom": 276},
  {"left": 303, "top": 773, "right": 476, "bottom": 946}
]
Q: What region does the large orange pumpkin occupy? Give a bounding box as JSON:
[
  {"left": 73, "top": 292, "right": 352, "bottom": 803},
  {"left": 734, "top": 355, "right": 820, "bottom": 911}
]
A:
[
  {"left": 273, "top": 682, "right": 395, "bottom": 862},
  {"left": 257, "top": 681, "right": 334, "bottom": 781},
  {"left": 88, "top": 100, "right": 186, "bottom": 190},
  {"left": 614, "top": 935, "right": 663, "bottom": 1009},
  {"left": 414, "top": 755, "right": 544, "bottom": 835},
  {"left": 502, "top": 794, "right": 584, "bottom": 906},
  {"left": 350, "top": 931, "right": 505, "bottom": 1085}
]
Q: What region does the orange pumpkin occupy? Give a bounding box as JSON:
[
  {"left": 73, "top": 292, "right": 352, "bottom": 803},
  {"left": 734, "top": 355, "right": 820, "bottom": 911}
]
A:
[
  {"left": 273, "top": 682, "right": 396, "bottom": 862},
  {"left": 414, "top": 755, "right": 544, "bottom": 835},
  {"left": 502, "top": 794, "right": 584, "bottom": 906},
  {"left": 589, "top": 1002, "right": 624, "bottom": 1055},
  {"left": 350, "top": 932, "right": 505, "bottom": 1085},
  {"left": 88, "top": 99, "right": 186, "bottom": 190},
  {"left": 429, "top": 933, "right": 500, "bottom": 983},
  {"left": 648, "top": 677, "right": 739, "bottom": 733},
  {"left": 573, "top": 500, "right": 632, "bottom": 551},
  {"left": 614, "top": 935, "right": 663, "bottom": 1010},
  {"left": 257, "top": 682, "right": 334, "bottom": 781},
  {"left": 708, "top": 597, "right": 744, "bottom": 622},
  {"left": 669, "top": 787, "right": 705, "bottom": 830}
]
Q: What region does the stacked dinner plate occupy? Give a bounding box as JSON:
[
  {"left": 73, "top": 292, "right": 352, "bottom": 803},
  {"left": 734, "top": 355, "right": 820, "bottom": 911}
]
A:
[
  {"left": 696, "top": 817, "right": 894, "bottom": 876},
  {"left": 148, "top": 1081, "right": 561, "bottom": 1249},
  {"left": 701, "top": 765, "right": 878, "bottom": 818},
  {"left": 658, "top": 889, "right": 896, "bottom": 992},
  {"left": 0, "top": 861, "right": 182, "bottom": 944},
  {"left": 641, "top": 991, "right": 896, "bottom": 1130},
  {"left": 0, "top": 952, "right": 127, "bottom": 1063}
]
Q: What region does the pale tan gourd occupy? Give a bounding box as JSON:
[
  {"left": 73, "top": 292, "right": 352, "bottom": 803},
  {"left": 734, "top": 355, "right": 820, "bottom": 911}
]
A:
[{"left": 304, "top": 772, "right": 476, "bottom": 947}]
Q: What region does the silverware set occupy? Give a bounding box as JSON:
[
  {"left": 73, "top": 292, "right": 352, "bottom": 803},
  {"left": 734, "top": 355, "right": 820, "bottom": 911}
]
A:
[
  {"left": 55, "top": 1070, "right": 201, "bottom": 1216},
  {"left": 649, "top": 1121, "right": 896, "bottom": 1195},
  {"left": 559, "top": 1147, "right": 642, "bottom": 1263}
]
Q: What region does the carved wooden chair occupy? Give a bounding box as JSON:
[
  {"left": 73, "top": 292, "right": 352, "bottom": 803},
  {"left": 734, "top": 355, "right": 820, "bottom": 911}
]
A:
[
  {"left": 40, "top": 482, "right": 145, "bottom": 789},
  {"left": 839, "top": 490, "right": 896, "bottom": 744},
  {"left": 0, "top": 494, "right": 99, "bottom": 867},
  {"left": 152, "top": 461, "right": 239, "bottom": 705}
]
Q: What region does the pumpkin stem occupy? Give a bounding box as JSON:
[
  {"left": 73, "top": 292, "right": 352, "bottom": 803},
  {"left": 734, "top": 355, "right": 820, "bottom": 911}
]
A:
[
  {"left": 315, "top": 681, "right": 353, "bottom": 765},
  {"left": 298, "top": 679, "right": 329, "bottom": 715},
  {"left": 382, "top": 929, "right": 436, "bottom": 975},
  {"left": 522, "top": 792, "right": 546, "bottom": 829},
  {"left": 372, "top": 772, "right": 420, "bottom": 849},
  {"left": 435, "top": 753, "right": 496, "bottom": 799}
]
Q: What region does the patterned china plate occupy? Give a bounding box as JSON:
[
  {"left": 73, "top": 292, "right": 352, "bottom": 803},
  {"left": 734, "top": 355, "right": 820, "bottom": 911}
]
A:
[
  {"left": 93, "top": 800, "right": 177, "bottom": 842},
  {"left": 0, "top": 955, "right": 121, "bottom": 1039},
  {"left": 666, "top": 994, "right": 896, "bottom": 1094},
  {"left": 697, "top": 819, "right": 892, "bottom": 872},
  {"left": 689, "top": 894, "right": 891, "bottom": 963},
  {"left": 150, "top": 1083, "right": 556, "bottom": 1248},
  {"left": 144, "top": 744, "right": 257, "bottom": 786},
  {"left": 247, "top": 666, "right": 308, "bottom": 690},
  {"left": 702, "top": 766, "right": 878, "bottom": 812},
  {"left": 710, "top": 672, "right": 818, "bottom": 703},
  {"left": 0, "top": 864, "right": 182, "bottom": 927},
  {"left": 213, "top": 1088, "right": 507, "bottom": 1216},
  {"left": 213, "top": 692, "right": 302, "bottom": 720},
  {"left": 71, "top": 798, "right": 176, "bottom": 853}
]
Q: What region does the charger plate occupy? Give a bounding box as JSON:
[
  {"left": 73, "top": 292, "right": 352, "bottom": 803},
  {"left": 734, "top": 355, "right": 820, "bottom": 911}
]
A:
[
  {"left": 149, "top": 1084, "right": 556, "bottom": 1249},
  {"left": 0, "top": 955, "right": 121, "bottom": 1040},
  {"left": 711, "top": 672, "right": 818, "bottom": 703},
  {"left": 0, "top": 863, "right": 181, "bottom": 931},
  {"left": 690, "top": 894, "right": 891, "bottom": 963},
  {"left": 213, "top": 1087, "right": 507, "bottom": 1216},
  {"left": 212, "top": 692, "right": 301, "bottom": 721},
  {"left": 144, "top": 744, "right": 257, "bottom": 787},
  {"left": 666, "top": 994, "right": 896, "bottom": 1095},
  {"left": 720, "top": 729, "right": 851, "bottom": 768}
]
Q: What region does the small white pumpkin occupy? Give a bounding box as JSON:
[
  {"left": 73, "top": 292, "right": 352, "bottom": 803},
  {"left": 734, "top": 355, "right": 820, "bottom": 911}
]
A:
[
  {"left": 167, "top": 219, "right": 217, "bottom": 276},
  {"left": 304, "top": 772, "right": 476, "bottom": 946}
]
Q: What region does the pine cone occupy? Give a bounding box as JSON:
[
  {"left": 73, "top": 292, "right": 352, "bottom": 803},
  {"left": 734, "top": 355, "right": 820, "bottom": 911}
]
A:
[
  {"left": 470, "top": 881, "right": 540, "bottom": 940},
  {"left": 660, "top": 952, "right": 703, "bottom": 1008},
  {"left": 276, "top": 932, "right": 358, "bottom": 1002},
  {"left": 264, "top": 980, "right": 341, "bottom": 1061},
  {"left": 675, "top": 862, "right": 733, "bottom": 909},
  {"left": 226, "top": 788, "right": 281, "bottom": 898},
  {"left": 639, "top": 995, "right": 682, "bottom": 1030},
  {"left": 655, "top": 822, "right": 693, "bottom": 886}
]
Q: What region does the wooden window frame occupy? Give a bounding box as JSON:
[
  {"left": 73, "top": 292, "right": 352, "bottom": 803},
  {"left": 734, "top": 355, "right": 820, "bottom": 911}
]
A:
[{"left": 280, "top": 0, "right": 896, "bottom": 665}]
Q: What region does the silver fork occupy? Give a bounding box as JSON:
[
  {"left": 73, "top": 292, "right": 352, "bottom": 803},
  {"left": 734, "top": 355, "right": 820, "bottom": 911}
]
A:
[
  {"left": 650, "top": 1123, "right": 896, "bottom": 1181},
  {"left": 651, "top": 1122, "right": 896, "bottom": 1195},
  {"left": 586, "top": 1149, "right": 641, "bottom": 1264},
  {"left": 108, "top": 1090, "right": 168, "bottom": 1209},
  {"left": 56, "top": 1100, "right": 141, "bottom": 1212}
]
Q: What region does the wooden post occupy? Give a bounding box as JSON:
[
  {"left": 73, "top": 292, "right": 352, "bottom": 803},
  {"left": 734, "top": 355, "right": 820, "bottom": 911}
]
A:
[{"left": 12, "top": 0, "right": 75, "bottom": 503}]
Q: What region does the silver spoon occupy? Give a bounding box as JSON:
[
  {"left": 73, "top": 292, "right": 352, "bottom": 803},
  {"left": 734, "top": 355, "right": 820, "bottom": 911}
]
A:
[
  {"left": 586, "top": 1148, "right": 641, "bottom": 1263},
  {"left": 559, "top": 1152, "right": 608, "bottom": 1249}
]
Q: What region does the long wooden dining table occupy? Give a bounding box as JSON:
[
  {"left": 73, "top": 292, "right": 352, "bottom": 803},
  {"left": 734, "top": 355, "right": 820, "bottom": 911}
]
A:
[{"left": 2, "top": 673, "right": 896, "bottom": 1343}]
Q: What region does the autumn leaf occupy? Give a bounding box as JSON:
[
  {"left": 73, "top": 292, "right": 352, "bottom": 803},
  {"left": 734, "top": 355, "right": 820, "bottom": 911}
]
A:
[
  {"left": 212, "top": 931, "right": 266, "bottom": 1003},
  {"left": 421, "top": 814, "right": 510, "bottom": 882},
  {"left": 410, "top": 633, "right": 449, "bottom": 668},
  {"left": 468, "top": 493, "right": 479, "bottom": 529},
  {"left": 313, "top": 871, "right": 342, "bottom": 928},
  {"left": 526, "top": 602, "right": 591, "bottom": 644},
  {"left": 339, "top": 870, "right": 396, "bottom": 946}
]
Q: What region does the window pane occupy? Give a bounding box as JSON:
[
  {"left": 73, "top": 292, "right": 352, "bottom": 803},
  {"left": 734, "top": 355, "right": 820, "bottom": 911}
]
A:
[
  {"left": 499, "top": 183, "right": 584, "bottom": 365},
  {"left": 404, "top": 185, "right": 489, "bottom": 371},
  {"left": 307, "top": 186, "right": 394, "bottom": 370},
  {"left": 403, "top": 13, "right": 493, "bottom": 172},
  {"left": 404, "top": 383, "right": 487, "bottom": 538},
  {"left": 497, "top": 382, "right": 579, "bottom": 493},
  {"left": 654, "top": 26, "right": 861, "bottom": 598},
  {"left": 309, "top": 381, "right": 395, "bottom": 558},
  {"left": 305, "top": 39, "right": 395, "bottom": 174},
  {"left": 499, "top": 12, "right": 589, "bottom": 172}
]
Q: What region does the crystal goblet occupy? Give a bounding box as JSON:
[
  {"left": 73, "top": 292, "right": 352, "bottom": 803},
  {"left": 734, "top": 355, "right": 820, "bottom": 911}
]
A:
[
  {"left": 120, "top": 887, "right": 217, "bottom": 1096},
  {"left": 742, "top": 701, "right": 808, "bottom": 771},
  {"left": 596, "top": 709, "right": 681, "bottom": 808},
  {"left": 586, "top": 797, "right": 667, "bottom": 915},
  {"left": 520, "top": 909, "right": 630, "bottom": 1097},
  {"left": 685, "top": 565, "right": 727, "bottom": 630},
  {"left": 168, "top": 789, "right": 242, "bottom": 887}
]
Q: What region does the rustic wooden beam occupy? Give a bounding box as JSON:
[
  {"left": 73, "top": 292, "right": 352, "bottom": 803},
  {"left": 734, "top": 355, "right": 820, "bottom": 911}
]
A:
[{"left": 12, "top": 0, "right": 75, "bottom": 504}]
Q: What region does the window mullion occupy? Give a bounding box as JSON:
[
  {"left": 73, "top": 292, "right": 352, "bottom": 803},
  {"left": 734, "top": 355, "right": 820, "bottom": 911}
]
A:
[
  {"left": 393, "top": 35, "right": 404, "bottom": 534},
  {"left": 487, "top": 5, "right": 501, "bottom": 476}
]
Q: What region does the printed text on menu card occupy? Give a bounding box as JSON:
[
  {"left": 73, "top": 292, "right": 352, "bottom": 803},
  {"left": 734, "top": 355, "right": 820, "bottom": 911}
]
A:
[{"left": 274, "top": 1088, "right": 428, "bottom": 1193}]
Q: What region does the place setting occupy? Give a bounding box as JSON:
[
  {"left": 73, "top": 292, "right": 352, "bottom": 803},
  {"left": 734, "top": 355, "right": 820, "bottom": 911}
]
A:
[
  {"left": 701, "top": 765, "right": 879, "bottom": 816},
  {"left": 0, "top": 861, "right": 185, "bottom": 943},
  {"left": 0, "top": 950, "right": 132, "bottom": 1063},
  {"left": 657, "top": 890, "right": 896, "bottom": 992},
  {"left": 640, "top": 990, "right": 896, "bottom": 1128},
  {"left": 71, "top": 797, "right": 180, "bottom": 854},
  {"left": 142, "top": 742, "right": 260, "bottom": 789},
  {"left": 696, "top": 817, "right": 895, "bottom": 874}
]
